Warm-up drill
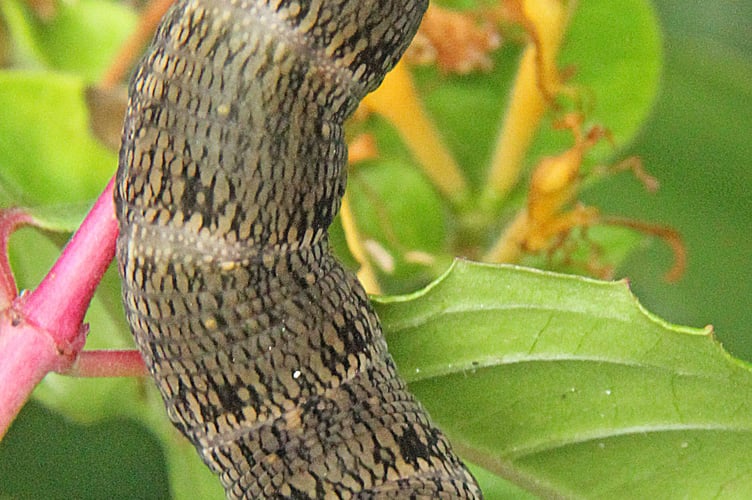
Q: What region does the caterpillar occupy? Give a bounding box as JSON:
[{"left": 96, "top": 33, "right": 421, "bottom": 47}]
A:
[{"left": 115, "top": 0, "right": 482, "bottom": 497}]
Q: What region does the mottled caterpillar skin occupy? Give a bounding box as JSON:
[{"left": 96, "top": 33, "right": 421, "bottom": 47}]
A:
[{"left": 115, "top": 0, "right": 482, "bottom": 497}]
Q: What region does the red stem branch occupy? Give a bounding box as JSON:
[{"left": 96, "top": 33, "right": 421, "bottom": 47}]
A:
[
  {"left": 0, "top": 209, "right": 33, "bottom": 308},
  {"left": 66, "top": 349, "right": 147, "bottom": 378}
]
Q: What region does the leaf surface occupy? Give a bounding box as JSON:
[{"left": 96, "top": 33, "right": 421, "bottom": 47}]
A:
[{"left": 376, "top": 260, "right": 752, "bottom": 497}]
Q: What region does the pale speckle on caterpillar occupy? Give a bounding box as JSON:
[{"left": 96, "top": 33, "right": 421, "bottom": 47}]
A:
[{"left": 115, "top": 0, "right": 482, "bottom": 497}]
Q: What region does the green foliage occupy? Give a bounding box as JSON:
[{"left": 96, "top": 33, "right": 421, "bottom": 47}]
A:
[
  {"left": 349, "top": 0, "right": 662, "bottom": 293},
  {"left": 377, "top": 261, "right": 752, "bottom": 497},
  {"left": 0, "top": 72, "right": 114, "bottom": 207},
  {"left": 0, "top": 0, "right": 749, "bottom": 498}
]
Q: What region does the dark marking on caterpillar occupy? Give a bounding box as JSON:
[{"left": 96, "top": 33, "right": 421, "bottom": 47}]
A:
[{"left": 115, "top": 0, "right": 482, "bottom": 497}]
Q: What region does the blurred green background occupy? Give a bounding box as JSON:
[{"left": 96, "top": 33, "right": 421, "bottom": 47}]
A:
[
  {"left": 1, "top": 1, "right": 750, "bottom": 498},
  {"left": 585, "top": 1, "right": 752, "bottom": 360}
]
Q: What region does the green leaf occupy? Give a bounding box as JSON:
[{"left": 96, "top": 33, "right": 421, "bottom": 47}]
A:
[
  {"left": 25, "top": 201, "right": 95, "bottom": 233},
  {"left": 376, "top": 260, "right": 752, "bottom": 497},
  {"left": 534, "top": 0, "right": 662, "bottom": 159},
  {"left": 0, "top": 400, "right": 170, "bottom": 499},
  {"left": 0, "top": 71, "right": 115, "bottom": 210},
  {"left": 0, "top": 0, "right": 46, "bottom": 69},
  {"left": 586, "top": 34, "right": 752, "bottom": 361},
  {"left": 0, "top": 0, "right": 137, "bottom": 79}
]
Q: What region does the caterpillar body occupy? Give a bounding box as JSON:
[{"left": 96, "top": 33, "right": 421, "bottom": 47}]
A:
[{"left": 115, "top": 0, "right": 481, "bottom": 497}]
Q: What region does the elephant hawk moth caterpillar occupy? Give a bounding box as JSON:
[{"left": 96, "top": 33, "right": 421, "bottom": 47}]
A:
[{"left": 115, "top": 0, "right": 482, "bottom": 497}]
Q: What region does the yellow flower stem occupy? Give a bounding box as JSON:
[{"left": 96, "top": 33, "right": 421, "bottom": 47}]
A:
[
  {"left": 482, "top": 0, "right": 571, "bottom": 207},
  {"left": 483, "top": 209, "right": 528, "bottom": 263},
  {"left": 339, "top": 192, "right": 381, "bottom": 294},
  {"left": 362, "top": 61, "right": 469, "bottom": 206}
]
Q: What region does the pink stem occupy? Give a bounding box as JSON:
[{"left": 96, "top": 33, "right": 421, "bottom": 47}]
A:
[
  {"left": 0, "top": 178, "right": 120, "bottom": 438},
  {"left": 21, "top": 177, "right": 118, "bottom": 349},
  {"left": 0, "top": 321, "right": 63, "bottom": 439},
  {"left": 0, "top": 209, "right": 33, "bottom": 309},
  {"left": 65, "top": 349, "right": 147, "bottom": 378}
]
